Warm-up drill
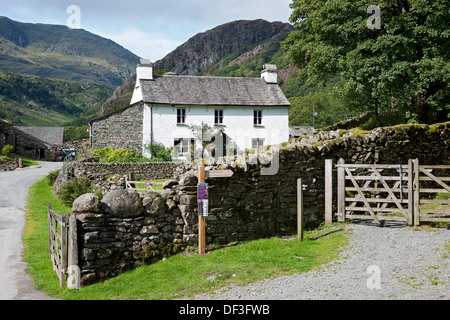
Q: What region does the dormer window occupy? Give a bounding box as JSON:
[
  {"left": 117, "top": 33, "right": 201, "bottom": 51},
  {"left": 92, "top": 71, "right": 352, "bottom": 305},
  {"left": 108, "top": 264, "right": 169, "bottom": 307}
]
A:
[{"left": 177, "top": 108, "right": 186, "bottom": 124}]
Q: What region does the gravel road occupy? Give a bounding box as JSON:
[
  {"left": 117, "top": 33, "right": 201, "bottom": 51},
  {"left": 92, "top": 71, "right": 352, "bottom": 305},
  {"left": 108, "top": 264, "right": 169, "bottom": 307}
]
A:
[
  {"left": 189, "top": 220, "right": 449, "bottom": 300},
  {"left": 0, "top": 161, "right": 62, "bottom": 300}
]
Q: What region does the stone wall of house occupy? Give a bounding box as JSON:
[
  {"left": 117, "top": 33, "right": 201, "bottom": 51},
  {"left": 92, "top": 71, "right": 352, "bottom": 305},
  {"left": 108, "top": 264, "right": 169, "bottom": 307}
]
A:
[
  {"left": 90, "top": 103, "right": 144, "bottom": 155},
  {"left": 0, "top": 120, "right": 56, "bottom": 161},
  {"left": 70, "top": 122, "right": 449, "bottom": 285}
]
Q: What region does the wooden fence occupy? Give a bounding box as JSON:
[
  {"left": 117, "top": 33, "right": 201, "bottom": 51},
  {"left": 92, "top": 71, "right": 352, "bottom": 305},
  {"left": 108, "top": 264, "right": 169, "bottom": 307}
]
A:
[
  {"left": 324, "top": 158, "right": 449, "bottom": 226},
  {"left": 125, "top": 177, "right": 164, "bottom": 193},
  {"left": 48, "top": 203, "right": 80, "bottom": 289}
]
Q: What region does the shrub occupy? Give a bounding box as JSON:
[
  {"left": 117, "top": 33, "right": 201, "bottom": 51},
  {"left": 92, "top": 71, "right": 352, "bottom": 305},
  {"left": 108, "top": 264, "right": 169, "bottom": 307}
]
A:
[
  {"left": 46, "top": 170, "right": 60, "bottom": 186},
  {"left": 144, "top": 142, "right": 173, "bottom": 162},
  {"left": 57, "top": 178, "right": 93, "bottom": 206},
  {"left": 2, "top": 144, "right": 14, "bottom": 156},
  {"left": 92, "top": 147, "right": 135, "bottom": 162}
]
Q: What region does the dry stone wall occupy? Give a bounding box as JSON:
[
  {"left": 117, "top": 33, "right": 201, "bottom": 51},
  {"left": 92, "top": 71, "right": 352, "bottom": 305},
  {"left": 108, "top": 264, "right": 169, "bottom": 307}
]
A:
[
  {"left": 77, "top": 161, "right": 179, "bottom": 180},
  {"left": 71, "top": 122, "right": 449, "bottom": 285}
]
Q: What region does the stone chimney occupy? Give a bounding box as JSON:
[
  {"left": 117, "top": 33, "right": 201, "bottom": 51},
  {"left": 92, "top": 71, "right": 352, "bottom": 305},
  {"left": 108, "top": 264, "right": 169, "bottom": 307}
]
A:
[
  {"left": 261, "top": 64, "right": 278, "bottom": 84},
  {"left": 136, "top": 58, "right": 153, "bottom": 81}
]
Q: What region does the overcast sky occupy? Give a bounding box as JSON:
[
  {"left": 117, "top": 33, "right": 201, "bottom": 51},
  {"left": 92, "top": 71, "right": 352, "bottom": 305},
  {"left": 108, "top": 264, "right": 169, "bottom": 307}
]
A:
[{"left": 0, "top": 0, "right": 293, "bottom": 61}]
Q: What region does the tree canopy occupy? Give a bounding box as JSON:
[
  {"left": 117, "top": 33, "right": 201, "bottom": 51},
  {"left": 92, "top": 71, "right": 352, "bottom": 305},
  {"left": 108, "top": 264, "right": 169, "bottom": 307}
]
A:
[{"left": 283, "top": 0, "right": 449, "bottom": 126}]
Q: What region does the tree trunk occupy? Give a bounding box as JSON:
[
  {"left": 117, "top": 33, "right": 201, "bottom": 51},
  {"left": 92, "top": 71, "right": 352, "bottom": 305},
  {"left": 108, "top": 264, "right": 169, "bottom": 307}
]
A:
[{"left": 411, "top": 93, "right": 429, "bottom": 124}]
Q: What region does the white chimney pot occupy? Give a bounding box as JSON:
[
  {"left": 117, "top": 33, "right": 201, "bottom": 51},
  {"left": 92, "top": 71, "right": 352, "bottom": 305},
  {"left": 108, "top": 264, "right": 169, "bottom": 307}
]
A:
[
  {"left": 137, "top": 59, "right": 153, "bottom": 81},
  {"left": 261, "top": 64, "right": 278, "bottom": 84}
]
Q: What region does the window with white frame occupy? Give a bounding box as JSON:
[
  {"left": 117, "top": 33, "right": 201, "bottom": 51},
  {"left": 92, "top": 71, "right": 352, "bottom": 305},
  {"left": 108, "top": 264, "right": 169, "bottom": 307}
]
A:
[
  {"left": 177, "top": 108, "right": 186, "bottom": 124},
  {"left": 214, "top": 109, "right": 224, "bottom": 125},
  {"left": 252, "top": 138, "right": 265, "bottom": 148},
  {"left": 174, "top": 138, "right": 193, "bottom": 155},
  {"left": 253, "top": 110, "right": 262, "bottom": 125}
]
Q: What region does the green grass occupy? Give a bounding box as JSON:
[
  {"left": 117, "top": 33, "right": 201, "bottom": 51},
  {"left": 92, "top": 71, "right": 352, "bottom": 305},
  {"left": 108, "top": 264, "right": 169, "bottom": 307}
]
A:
[
  {"left": 24, "top": 177, "right": 349, "bottom": 300},
  {"left": 133, "top": 179, "right": 167, "bottom": 193}
]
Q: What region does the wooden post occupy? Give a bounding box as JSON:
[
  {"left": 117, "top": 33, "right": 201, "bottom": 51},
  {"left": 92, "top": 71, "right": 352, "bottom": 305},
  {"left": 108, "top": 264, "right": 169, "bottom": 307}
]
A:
[
  {"left": 337, "top": 158, "right": 345, "bottom": 222},
  {"left": 198, "top": 164, "right": 206, "bottom": 255},
  {"left": 48, "top": 203, "right": 53, "bottom": 257},
  {"left": 325, "top": 159, "right": 332, "bottom": 226},
  {"left": 297, "top": 178, "right": 303, "bottom": 242},
  {"left": 60, "top": 212, "right": 68, "bottom": 288},
  {"left": 407, "top": 159, "right": 413, "bottom": 226},
  {"left": 413, "top": 158, "right": 420, "bottom": 226}
]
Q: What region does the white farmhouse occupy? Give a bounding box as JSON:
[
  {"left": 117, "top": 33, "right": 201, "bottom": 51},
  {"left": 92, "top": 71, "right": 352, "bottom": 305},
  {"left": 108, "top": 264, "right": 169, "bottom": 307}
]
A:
[{"left": 89, "top": 60, "right": 290, "bottom": 160}]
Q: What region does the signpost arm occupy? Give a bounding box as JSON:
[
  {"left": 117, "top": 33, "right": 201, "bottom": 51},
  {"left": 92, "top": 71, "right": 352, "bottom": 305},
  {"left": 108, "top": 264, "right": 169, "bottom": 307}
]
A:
[{"left": 198, "top": 164, "right": 206, "bottom": 255}]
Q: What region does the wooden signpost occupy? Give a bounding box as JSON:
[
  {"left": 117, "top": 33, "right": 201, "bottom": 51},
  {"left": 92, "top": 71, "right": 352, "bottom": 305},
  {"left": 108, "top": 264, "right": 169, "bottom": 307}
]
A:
[{"left": 196, "top": 164, "right": 233, "bottom": 255}]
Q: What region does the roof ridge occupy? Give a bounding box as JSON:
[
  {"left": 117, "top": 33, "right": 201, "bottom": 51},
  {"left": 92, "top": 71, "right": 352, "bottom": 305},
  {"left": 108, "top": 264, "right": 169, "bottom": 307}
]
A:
[{"left": 152, "top": 74, "right": 265, "bottom": 81}]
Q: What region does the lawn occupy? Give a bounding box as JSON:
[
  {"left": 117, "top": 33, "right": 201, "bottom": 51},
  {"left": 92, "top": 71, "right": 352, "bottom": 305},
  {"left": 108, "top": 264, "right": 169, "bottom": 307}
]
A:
[
  {"left": 131, "top": 179, "right": 167, "bottom": 193},
  {"left": 24, "top": 176, "right": 349, "bottom": 300}
]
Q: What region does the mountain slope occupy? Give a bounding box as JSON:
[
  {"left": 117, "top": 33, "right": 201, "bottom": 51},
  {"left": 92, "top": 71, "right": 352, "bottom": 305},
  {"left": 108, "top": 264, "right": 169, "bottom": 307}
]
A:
[
  {"left": 0, "top": 70, "right": 113, "bottom": 126},
  {"left": 0, "top": 16, "right": 140, "bottom": 88},
  {"left": 153, "top": 19, "right": 293, "bottom": 75}
]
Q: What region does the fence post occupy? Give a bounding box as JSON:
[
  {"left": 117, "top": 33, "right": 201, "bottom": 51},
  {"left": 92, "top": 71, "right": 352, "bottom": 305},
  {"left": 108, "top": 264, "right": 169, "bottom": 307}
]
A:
[
  {"left": 337, "top": 158, "right": 345, "bottom": 222},
  {"left": 198, "top": 164, "right": 206, "bottom": 255},
  {"left": 325, "top": 159, "right": 333, "bottom": 226},
  {"left": 67, "top": 213, "right": 80, "bottom": 289},
  {"left": 297, "top": 178, "right": 303, "bottom": 242},
  {"left": 407, "top": 159, "right": 413, "bottom": 225},
  {"left": 413, "top": 158, "right": 420, "bottom": 226}
]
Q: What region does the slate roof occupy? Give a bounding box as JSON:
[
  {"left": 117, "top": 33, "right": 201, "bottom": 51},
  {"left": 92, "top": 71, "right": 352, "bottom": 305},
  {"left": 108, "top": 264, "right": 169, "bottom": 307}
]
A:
[
  {"left": 139, "top": 75, "right": 290, "bottom": 107},
  {"left": 15, "top": 126, "right": 64, "bottom": 145}
]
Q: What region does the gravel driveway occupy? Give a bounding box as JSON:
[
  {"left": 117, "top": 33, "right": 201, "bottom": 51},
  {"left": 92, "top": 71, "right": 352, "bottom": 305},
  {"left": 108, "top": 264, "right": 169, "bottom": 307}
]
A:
[
  {"left": 190, "top": 221, "right": 449, "bottom": 300},
  {"left": 0, "top": 161, "right": 62, "bottom": 300}
]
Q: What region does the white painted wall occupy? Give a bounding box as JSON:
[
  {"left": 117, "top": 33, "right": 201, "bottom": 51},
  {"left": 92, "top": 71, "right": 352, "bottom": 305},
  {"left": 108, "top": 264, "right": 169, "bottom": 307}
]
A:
[
  {"left": 142, "top": 104, "right": 152, "bottom": 157},
  {"left": 143, "top": 104, "right": 289, "bottom": 158}
]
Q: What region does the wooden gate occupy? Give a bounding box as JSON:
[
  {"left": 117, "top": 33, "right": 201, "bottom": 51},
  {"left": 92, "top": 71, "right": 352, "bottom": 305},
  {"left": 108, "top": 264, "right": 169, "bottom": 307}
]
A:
[
  {"left": 413, "top": 159, "right": 450, "bottom": 225},
  {"left": 48, "top": 204, "right": 80, "bottom": 288},
  {"left": 328, "top": 158, "right": 449, "bottom": 226},
  {"left": 125, "top": 177, "right": 164, "bottom": 193},
  {"left": 48, "top": 203, "right": 68, "bottom": 287},
  {"left": 335, "top": 159, "right": 414, "bottom": 225}
]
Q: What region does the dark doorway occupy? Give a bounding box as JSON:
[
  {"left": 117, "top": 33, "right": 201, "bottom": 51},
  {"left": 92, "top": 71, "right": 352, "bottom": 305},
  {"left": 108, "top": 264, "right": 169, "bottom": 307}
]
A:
[{"left": 36, "top": 148, "right": 45, "bottom": 159}]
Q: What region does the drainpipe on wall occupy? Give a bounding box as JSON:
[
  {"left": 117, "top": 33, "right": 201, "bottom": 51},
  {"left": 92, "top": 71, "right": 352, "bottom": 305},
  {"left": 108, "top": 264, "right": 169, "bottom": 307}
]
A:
[{"left": 150, "top": 105, "right": 154, "bottom": 157}]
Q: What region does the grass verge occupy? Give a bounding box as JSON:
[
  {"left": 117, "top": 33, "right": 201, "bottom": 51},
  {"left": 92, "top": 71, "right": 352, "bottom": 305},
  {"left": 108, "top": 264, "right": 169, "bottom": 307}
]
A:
[{"left": 24, "top": 177, "right": 349, "bottom": 300}]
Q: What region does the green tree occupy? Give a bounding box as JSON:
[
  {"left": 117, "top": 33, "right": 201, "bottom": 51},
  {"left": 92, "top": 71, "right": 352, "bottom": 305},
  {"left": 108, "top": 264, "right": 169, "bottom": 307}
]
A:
[
  {"left": 283, "top": 0, "right": 449, "bottom": 126},
  {"left": 64, "top": 125, "right": 89, "bottom": 142},
  {"left": 289, "top": 91, "right": 351, "bottom": 129}
]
